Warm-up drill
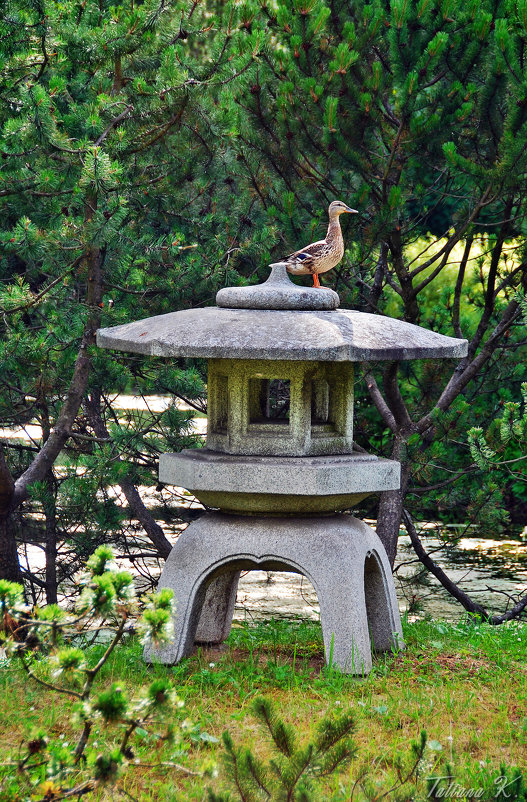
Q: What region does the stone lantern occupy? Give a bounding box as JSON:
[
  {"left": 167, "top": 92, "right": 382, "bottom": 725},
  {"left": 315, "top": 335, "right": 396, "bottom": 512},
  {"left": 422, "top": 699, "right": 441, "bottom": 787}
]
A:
[{"left": 97, "top": 266, "right": 467, "bottom": 673}]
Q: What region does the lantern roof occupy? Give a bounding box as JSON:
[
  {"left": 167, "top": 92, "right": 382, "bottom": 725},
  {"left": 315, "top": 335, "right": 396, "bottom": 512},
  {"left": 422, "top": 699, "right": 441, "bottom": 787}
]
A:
[{"left": 97, "top": 265, "right": 467, "bottom": 362}]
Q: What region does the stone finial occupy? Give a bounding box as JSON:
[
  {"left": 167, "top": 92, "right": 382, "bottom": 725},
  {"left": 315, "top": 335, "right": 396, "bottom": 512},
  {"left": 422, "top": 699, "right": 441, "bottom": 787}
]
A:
[{"left": 216, "top": 263, "right": 340, "bottom": 311}]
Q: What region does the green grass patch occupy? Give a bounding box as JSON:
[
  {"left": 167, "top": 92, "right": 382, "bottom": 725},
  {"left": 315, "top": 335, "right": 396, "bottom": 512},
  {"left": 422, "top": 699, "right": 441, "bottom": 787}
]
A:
[{"left": 1, "top": 616, "right": 526, "bottom": 799}]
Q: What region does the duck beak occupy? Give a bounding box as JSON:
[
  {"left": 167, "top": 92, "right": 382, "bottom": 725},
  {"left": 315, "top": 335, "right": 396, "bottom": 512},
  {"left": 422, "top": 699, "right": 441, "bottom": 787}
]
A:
[{"left": 343, "top": 206, "right": 359, "bottom": 214}]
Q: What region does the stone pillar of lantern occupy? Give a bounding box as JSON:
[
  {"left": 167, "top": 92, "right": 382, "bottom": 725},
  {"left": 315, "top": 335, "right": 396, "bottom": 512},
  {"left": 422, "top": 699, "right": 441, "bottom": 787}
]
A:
[{"left": 97, "top": 265, "right": 468, "bottom": 674}]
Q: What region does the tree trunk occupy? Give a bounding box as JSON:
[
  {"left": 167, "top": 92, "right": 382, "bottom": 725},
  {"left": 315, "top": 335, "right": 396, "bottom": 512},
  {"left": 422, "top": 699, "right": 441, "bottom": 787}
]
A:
[
  {"left": 403, "top": 510, "right": 527, "bottom": 624},
  {"left": 371, "top": 298, "right": 521, "bottom": 569},
  {"left": 1, "top": 237, "right": 103, "bottom": 582},
  {"left": 0, "top": 446, "right": 20, "bottom": 583},
  {"left": 376, "top": 456, "right": 410, "bottom": 568},
  {"left": 376, "top": 489, "right": 404, "bottom": 568},
  {"left": 0, "top": 515, "right": 21, "bottom": 583},
  {"left": 44, "top": 473, "right": 58, "bottom": 604},
  {"left": 40, "top": 403, "right": 58, "bottom": 604}
]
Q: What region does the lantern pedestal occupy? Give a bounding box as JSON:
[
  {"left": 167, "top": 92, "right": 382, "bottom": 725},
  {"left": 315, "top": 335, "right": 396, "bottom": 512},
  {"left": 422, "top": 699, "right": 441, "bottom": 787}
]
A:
[{"left": 143, "top": 512, "right": 403, "bottom": 675}]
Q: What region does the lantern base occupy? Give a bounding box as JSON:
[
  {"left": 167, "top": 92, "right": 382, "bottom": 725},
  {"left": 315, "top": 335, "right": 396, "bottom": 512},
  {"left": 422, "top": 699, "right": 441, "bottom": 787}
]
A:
[{"left": 144, "top": 512, "right": 404, "bottom": 675}]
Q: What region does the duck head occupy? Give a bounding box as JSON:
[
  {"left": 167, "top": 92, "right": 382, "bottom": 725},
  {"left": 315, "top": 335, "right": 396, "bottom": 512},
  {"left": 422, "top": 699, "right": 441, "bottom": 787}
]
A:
[{"left": 328, "top": 200, "right": 358, "bottom": 220}]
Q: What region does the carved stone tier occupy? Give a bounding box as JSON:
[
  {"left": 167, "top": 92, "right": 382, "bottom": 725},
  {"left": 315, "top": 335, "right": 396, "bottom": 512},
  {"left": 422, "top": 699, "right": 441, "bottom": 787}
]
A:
[
  {"left": 216, "top": 263, "right": 340, "bottom": 310},
  {"left": 206, "top": 358, "right": 354, "bottom": 457},
  {"left": 160, "top": 449, "right": 400, "bottom": 514},
  {"left": 97, "top": 306, "right": 467, "bottom": 364}
]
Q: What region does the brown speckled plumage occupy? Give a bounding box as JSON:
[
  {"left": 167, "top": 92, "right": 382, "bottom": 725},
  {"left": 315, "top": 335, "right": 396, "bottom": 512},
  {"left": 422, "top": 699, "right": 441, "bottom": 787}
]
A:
[{"left": 271, "top": 201, "right": 358, "bottom": 287}]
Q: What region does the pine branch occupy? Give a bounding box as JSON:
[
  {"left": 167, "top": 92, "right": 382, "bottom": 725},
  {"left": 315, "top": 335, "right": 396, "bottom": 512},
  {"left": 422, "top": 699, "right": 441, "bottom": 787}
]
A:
[
  {"left": 11, "top": 331, "right": 93, "bottom": 509},
  {"left": 416, "top": 298, "right": 521, "bottom": 436},
  {"left": 364, "top": 370, "right": 398, "bottom": 433},
  {"left": 314, "top": 712, "right": 355, "bottom": 755},
  {"left": 94, "top": 104, "right": 133, "bottom": 146},
  {"left": 83, "top": 393, "right": 172, "bottom": 559},
  {"left": 19, "top": 651, "right": 83, "bottom": 700},
  {"left": 382, "top": 362, "right": 414, "bottom": 434},
  {"left": 1, "top": 257, "right": 84, "bottom": 315},
  {"left": 452, "top": 233, "right": 474, "bottom": 338},
  {"left": 252, "top": 698, "right": 296, "bottom": 758}
]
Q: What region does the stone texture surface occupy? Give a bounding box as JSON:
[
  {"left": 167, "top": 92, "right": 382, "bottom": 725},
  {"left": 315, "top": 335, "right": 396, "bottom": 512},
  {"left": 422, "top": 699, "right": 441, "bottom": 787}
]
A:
[
  {"left": 159, "top": 449, "right": 400, "bottom": 514},
  {"left": 184, "top": 490, "right": 375, "bottom": 515},
  {"left": 143, "top": 512, "right": 404, "bottom": 674},
  {"left": 216, "top": 263, "right": 340, "bottom": 310},
  {"left": 97, "top": 307, "right": 468, "bottom": 362},
  {"left": 194, "top": 572, "right": 240, "bottom": 643},
  {"left": 207, "top": 358, "right": 355, "bottom": 457}
]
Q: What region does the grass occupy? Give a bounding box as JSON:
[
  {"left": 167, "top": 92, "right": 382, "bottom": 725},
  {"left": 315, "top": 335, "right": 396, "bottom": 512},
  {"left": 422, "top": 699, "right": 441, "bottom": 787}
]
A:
[{"left": 1, "top": 615, "right": 526, "bottom": 800}]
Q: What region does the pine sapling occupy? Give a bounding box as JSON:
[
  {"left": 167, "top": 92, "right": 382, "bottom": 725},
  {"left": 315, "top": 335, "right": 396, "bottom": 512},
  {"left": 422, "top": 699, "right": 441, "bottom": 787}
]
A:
[
  {"left": 208, "top": 695, "right": 356, "bottom": 801},
  {"left": 0, "top": 545, "right": 215, "bottom": 801}
]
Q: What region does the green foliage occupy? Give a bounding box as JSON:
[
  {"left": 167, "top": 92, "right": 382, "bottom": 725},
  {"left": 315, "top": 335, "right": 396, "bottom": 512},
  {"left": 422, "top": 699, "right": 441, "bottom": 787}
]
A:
[
  {"left": 0, "top": 579, "right": 26, "bottom": 617},
  {"left": 208, "top": 695, "right": 357, "bottom": 801},
  {"left": 0, "top": 0, "right": 526, "bottom": 609},
  {"left": 468, "top": 383, "right": 527, "bottom": 470},
  {"left": 0, "top": 616, "right": 526, "bottom": 798},
  {"left": 0, "top": 547, "right": 204, "bottom": 801},
  {"left": 214, "top": 0, "right": 527, "bottom": 538},
  {"left": 86, "top": 545, "right": 115, "bottom": 577},
  {"left": 94, "top": 683, "right": 128, "bottom": 722},
  {"left": 0, "top": 0, "right": 262, "bottom": 597},
  {"left": 461, "top": 383, "right": 527, "bottom": 528}
]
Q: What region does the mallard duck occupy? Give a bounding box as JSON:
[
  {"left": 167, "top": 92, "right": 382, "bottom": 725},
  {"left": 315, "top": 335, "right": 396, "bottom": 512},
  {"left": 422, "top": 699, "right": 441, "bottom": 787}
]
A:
[{"left": 271, "top": 200, "right": 358, "bottom": 287}]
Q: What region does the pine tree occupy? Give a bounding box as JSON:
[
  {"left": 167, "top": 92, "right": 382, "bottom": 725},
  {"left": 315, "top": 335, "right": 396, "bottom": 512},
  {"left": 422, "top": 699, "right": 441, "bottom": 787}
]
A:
[
  {"left": 0, "top": 0, "right": 258, "bottom": 594},
  {"left": 209, "top": 696, "right": 357, "bottom": 802},
  {"left": 216, "top": 0, "right": 527, "bottom": 578},
  {"left": 1, "top": 0, "right": 526, "bottom": 619}
]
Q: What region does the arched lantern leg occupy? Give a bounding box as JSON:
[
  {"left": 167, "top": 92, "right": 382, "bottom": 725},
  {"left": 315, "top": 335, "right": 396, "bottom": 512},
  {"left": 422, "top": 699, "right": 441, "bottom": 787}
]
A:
[{"left": 144, "top": 513, "right": 403, "bottom": 675}]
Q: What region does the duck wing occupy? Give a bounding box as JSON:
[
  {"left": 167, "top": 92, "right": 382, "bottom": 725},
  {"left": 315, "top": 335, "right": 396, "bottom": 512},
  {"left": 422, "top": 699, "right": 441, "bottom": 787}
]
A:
[{"left": 287, "top": 239, "right": 328, "bottom": 271}]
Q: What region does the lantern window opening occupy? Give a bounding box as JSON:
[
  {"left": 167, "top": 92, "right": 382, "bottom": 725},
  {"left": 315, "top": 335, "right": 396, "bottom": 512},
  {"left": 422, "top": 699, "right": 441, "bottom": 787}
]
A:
[{"left": 249, "top": 377, "right": 290, "bottom": 424}]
